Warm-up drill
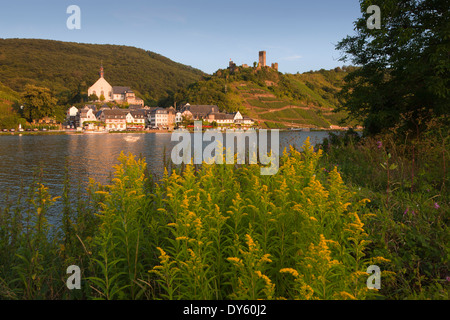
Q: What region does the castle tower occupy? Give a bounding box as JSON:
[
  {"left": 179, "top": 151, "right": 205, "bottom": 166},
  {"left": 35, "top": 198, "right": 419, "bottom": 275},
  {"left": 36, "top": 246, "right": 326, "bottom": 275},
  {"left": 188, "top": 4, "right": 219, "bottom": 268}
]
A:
[{"left": 259, "top": 51, "right": 266, "bottom": 67}]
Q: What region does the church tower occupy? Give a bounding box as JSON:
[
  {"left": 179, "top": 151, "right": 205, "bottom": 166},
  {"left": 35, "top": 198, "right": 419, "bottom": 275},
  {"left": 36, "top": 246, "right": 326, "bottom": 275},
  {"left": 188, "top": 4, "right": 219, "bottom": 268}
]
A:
[{"left": 88, "top": 63, "right": 112, "bottom": 101}]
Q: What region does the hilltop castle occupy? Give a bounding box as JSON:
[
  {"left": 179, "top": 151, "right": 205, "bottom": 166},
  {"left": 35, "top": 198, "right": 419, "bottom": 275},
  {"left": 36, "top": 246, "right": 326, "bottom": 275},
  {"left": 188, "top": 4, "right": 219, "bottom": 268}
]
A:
[{"left": 229, "top": 51, "right": 278, "bottom": 72}]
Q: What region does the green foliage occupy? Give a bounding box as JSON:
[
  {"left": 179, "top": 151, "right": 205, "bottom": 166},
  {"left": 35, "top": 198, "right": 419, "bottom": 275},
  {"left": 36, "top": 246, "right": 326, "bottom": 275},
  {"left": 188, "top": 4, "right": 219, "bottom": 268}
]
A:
[
  {"left": 173, "top": 75, "right": 245, "bottom": 113},
  {"left": 89, "top": 94, "right": 98, "bottom": 102},
  {"left": 173, "top": 66, "right": 355, "bottom": 128},
  {"left": 260, "top": 108, "right": 331, "bottom": 128},
  {"left": 0, "top": 139, "right": 386, "bottom": 300},
  {"left": 89, "top": 153, "right": 152, "bottom": 299},
  {"left": 336, "top": 0, "right": 450, "bottom": 135},
  {"left": 20, "top": 85, "right": 58, "bottom": 123},
  {"left": 320, "top": 120, "right": 449, "bottom": 299},
  {"left": 0, "top": 83, "right": 26, "bottom": 129},
  {"left": 0, "top": 39, "right": 206, "bottom": 106},
  {"left": 1, "top": 129, "right": 447, "bottom": 300}
]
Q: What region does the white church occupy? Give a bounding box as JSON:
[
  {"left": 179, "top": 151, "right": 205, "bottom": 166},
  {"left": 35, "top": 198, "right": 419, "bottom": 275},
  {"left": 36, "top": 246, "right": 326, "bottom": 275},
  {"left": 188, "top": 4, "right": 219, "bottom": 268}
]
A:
[{"left": 88, "top": 65, "right": 144, "bottom": 107}]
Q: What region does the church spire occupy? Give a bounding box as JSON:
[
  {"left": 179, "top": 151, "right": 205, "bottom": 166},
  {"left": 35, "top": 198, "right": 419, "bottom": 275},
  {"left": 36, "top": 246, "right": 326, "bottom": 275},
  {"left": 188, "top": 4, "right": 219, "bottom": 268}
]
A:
[{"left": 100, "top": 61, "right": 104, "bottom": 78}]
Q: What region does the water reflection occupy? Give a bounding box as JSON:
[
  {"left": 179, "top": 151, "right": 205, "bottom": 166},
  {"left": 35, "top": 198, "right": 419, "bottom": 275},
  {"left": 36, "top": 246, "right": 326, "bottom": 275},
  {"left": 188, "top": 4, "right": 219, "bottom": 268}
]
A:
[{"left": 0, "top": 131, "right": 332, "bottom": 223}]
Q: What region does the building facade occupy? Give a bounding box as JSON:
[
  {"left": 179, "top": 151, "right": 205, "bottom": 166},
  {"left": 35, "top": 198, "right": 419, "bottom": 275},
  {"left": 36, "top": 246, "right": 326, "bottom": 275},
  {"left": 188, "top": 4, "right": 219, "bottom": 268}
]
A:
[
  {"left": 98, "top": 109, "right": 127, "bottom": 131},
  {"left": 87, "top": 66, "right": 144, "bottom": 106},
  {"left": 149, "top": 107, "right": 176, "bottom": 129}
]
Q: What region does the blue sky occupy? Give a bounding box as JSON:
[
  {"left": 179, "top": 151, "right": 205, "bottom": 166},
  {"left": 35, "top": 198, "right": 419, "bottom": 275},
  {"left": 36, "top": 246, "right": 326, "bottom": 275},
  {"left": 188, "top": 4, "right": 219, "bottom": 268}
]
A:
[{"left": 0, "top": 0, "right": 362, "bottom": 74}]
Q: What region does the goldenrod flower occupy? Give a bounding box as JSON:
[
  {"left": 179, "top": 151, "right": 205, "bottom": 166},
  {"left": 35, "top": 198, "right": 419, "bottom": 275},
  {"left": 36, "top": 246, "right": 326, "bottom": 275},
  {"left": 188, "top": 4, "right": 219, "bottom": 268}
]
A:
[{"left": 280, "top": 268, "right": 299, "bottom": 278}]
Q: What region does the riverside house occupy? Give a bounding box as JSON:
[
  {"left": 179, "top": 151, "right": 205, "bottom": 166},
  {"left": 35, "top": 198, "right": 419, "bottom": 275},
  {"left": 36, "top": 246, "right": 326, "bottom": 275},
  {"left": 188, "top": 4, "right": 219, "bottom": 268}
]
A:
[
  {"left": 97, "top": 109, "right": 127, "bottom": 131},
  {"left": 79, "top": 106, "right": 97, "bottom": 128},
  {"left": 149, "top": 107, "right": 176, "bottom": 129},
  {"left": 178, "top": 104, "right": 254, "bottom": 127},
  {"left": 66, "top": 103, "right": 254, "bottom": 132},
  {"left": 126, "top": 110, "right": 147, "bottom": 130}
]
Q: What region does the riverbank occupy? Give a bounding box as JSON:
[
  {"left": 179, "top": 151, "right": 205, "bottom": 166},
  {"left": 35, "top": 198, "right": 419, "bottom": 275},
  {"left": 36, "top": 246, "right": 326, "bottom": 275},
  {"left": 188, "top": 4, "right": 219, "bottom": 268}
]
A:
[
  {"left": 0, "top": 127, "right": 361, "bottom": 136},
  {"left": 0, "top": 129, "right": 170, "bottom": 136}
]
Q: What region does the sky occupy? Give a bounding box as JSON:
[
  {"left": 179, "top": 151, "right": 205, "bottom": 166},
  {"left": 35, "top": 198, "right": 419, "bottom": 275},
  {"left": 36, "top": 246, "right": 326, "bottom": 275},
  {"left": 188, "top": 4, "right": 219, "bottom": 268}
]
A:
[{"left": 0, "top": 0, "right": 362, "bottom": 74}]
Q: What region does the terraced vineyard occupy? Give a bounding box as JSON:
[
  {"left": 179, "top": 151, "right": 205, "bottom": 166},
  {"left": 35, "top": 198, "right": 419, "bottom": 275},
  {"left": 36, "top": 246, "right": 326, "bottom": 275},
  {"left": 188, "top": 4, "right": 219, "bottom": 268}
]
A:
[
  {"left": 232, "top": 80, "right": 350, "bottom": 129},
  {"left": 176, "top": 66, "right": 359, "bottom": 129}
]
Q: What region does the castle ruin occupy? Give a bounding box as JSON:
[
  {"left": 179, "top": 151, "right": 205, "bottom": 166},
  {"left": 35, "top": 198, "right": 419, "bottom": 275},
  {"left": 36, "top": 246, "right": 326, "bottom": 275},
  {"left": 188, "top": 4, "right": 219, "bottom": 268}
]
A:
[
  {"left": 228, "top": 51, "right": 278, "bottom": 72},
  {"left": 259, "top": 51, "right": 267, "bottom": 67}
]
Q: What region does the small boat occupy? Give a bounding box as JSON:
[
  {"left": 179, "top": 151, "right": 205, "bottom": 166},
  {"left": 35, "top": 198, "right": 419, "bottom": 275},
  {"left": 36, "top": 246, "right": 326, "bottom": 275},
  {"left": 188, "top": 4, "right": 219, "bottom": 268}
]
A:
[{"left": 124, "top": 135, "right": 141, "bottom": 143}]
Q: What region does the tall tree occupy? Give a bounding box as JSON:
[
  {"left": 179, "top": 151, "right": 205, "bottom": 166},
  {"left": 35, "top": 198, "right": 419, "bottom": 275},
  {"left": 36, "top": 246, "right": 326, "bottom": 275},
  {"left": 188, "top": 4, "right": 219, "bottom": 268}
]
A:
[
  {"left": 20, "top": 85, "right": 58, "bottom": 123},
  {"left": 336, "top": 0, "right": 449, "bottom": 135}
]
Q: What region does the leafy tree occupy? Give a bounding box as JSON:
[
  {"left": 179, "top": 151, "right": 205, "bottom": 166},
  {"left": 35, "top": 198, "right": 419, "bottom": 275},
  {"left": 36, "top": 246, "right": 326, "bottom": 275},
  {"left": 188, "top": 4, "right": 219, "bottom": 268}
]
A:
[
  {"left": 181, "top": 114, "right": 193, "bottom": 127},
  {"left": 20, "top": 85, "right": 58, "bottom": 123},
  {"left": 336, "top": 0, "right": 449, "bottom": 135},
  {"left": 89, "top": 93, "right": 98, "bottom": 102},
  {"left": 99, "top": 94, "right": 105, "bottom": 102}
]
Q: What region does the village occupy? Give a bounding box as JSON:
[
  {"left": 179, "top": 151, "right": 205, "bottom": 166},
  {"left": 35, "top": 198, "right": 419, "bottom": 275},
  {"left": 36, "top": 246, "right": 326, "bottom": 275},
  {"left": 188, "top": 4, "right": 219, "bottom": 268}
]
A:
[
  {"left": 65, "top": 65, "right": 256, "bottom": 132},
  {"left": 66, "top": 103, "right": 255, "bottom": 132}
]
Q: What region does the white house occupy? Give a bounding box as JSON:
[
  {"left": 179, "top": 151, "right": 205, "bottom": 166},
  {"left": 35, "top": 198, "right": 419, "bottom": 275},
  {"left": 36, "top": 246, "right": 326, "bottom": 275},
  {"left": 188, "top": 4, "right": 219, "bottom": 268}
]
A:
[
  {"left": 79, "top": 107, "right": 97, "bottom": 128},
  {"left": 66, "top": 106, "right": 79, "bottom": 119},
  {"left": 125, "top": 112, "right": 134, "bottom": 124},
  {"left": 242, "top": 117, "right": 255, "bottom": 125},
  {"left": 233, "top": 111, "right": 243, "bottom": 121},
  {"left": 125, "top": 110, "right": 146, "bottom": 129},
  {"left": 213, "top": 113, "right": 235, "bottom": 125},
  {"left": 66, "top": 106, "right": 79, "bottom": 127},
  {"left": 149, "top": 107, "right": 176, "bottom": 129}
]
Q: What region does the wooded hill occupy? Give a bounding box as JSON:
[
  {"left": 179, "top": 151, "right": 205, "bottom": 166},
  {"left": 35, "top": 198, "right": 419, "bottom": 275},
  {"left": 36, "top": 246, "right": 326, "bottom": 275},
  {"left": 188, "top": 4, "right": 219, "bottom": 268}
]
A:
[
  {"left": 171, "top": 65, "right": 359, "bottom": 129},
  {"left": 0, "top": 38, "right": 206, "bottom": 105},
  {"left": 0, "top": 38, "right": 358, "bottom": 129}
]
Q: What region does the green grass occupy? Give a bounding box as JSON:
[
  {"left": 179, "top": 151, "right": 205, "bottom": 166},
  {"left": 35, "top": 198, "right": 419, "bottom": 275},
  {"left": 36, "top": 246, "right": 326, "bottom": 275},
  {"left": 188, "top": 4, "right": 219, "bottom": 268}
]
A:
[
  {"left": 258, "top": 108, "right": 331, "bottom": 128},
  {"left": 263, "top": 121, "right": 287, "bottom": 129}
]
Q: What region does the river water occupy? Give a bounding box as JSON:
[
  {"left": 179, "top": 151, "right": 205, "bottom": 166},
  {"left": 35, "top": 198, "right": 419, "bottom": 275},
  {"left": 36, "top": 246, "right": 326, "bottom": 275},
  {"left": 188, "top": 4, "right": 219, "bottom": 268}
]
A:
[{"left": 0, "top": 131, "right": 333, "bottom": 224}]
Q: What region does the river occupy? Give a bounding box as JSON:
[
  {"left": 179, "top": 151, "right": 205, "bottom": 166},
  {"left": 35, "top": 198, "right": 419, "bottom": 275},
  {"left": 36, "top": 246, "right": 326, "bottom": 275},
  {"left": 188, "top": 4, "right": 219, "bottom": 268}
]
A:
[{"left": 0, "top": 131, "right": 333, "bottom": 224}]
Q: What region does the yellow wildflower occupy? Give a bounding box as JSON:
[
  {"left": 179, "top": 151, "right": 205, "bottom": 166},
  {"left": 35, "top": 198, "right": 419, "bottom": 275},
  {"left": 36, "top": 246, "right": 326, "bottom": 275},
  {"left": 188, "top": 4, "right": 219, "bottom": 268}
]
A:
[
  {"left": 371, "top": 256, "right": 391, "bottom": 264},
  {"left": 227, "top": 257, "right": 243, "bottom": 267},
  {"left": 280, "top": 268, "right": 299, "bottom": 278},
  {"left": 339, "top": 291, "right": 357, "bottom": 300},
  {"left": 260, "top": 254, "right": 272, "bottom": 263}
]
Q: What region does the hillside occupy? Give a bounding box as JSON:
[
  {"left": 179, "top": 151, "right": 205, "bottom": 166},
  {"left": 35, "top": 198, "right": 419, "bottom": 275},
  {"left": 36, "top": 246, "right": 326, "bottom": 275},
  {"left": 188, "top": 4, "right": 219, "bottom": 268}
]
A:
[
  {"left": 0, "top": 38, "right": 206, "bottom": 105},
  {"left": 172, "top": 66, "right": 359, "bottom": 129},
  {"left": 0, "top": 82, "right": 23, "bottom": 129}
]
